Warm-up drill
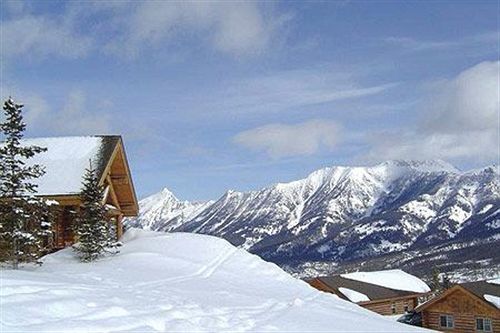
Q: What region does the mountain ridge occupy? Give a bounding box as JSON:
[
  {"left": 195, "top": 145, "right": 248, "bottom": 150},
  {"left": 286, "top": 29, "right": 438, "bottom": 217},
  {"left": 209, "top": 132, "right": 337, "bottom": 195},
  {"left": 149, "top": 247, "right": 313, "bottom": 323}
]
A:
[{"left": 125, "top": 160, "right": 500, "bottom": 279}]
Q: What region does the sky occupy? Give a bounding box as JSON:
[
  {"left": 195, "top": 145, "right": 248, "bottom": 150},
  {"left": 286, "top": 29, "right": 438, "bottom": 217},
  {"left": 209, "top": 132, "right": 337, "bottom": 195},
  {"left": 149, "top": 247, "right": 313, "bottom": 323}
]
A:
[{"left": 1, "top": 0, "right": 499, "bottom": 201}]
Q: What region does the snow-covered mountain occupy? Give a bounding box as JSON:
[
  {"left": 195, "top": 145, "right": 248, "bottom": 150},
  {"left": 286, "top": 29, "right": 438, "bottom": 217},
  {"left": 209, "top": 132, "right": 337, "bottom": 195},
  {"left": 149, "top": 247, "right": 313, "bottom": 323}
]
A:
[
  {"left": 126, "top": 160, "right": 500, "bottom": 277},
  {"left": 126, "top": 188, "right": 213, "bottom": 232}
]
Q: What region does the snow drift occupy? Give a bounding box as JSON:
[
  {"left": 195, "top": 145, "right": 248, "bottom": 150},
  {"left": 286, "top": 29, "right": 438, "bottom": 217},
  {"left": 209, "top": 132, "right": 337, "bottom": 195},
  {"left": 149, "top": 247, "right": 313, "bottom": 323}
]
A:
[{"left": 1, "top": 229, "right": 425, "bottom": 332}]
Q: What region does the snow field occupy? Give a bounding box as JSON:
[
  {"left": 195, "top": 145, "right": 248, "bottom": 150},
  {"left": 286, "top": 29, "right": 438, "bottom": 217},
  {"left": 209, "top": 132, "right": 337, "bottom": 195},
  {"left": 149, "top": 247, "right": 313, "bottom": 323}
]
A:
[{"left": 1, "top": 229, "right": 426, "bottom": 332}]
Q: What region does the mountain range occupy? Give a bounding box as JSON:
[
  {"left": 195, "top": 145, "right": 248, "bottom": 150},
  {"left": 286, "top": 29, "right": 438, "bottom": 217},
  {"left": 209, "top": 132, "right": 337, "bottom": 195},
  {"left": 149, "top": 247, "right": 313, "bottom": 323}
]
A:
[{"left": 125, "top": 160, "right": 500, "bottom": 280}]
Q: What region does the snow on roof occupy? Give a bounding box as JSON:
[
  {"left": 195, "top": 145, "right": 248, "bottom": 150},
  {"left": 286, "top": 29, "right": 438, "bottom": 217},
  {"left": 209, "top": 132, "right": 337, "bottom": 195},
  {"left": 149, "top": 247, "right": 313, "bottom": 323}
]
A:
[
  {"left": 341, "top": 269, "right": 431, "bottom": 293},
  {"left": 338, "top": 287, "right": 370, "bottom": 303},
  {"left": 484, "top": 294, "right": 500, "bottom": 309},
  {"left": 19, "top": 136, "right": 113, "bottom": 196},
  {"left": 488, "top": 278, "right": 500, "bottom": 285},
  {"left": 1, "top": 229, "right": 427, "bottom": 332}
]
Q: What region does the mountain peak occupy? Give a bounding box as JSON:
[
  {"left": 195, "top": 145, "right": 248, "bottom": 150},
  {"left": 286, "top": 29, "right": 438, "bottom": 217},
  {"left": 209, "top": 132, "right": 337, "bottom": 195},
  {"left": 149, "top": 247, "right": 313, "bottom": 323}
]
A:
[{"left": 161, "top": 187, "right": 175, "bottom": 195}]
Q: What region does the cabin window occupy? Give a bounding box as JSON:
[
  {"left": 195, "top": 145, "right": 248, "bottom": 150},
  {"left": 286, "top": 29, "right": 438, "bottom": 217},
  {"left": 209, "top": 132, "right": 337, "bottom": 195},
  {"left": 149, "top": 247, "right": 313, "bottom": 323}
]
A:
[
  {"left": 439, "top": 314, "right": 454, "bottom": 329},
  {"left": 391, "top": 303, "right": 396, "bottom": 314},
  {"left": 403, "top": 303, "right": 409, "bottom": 313},
  {"left": 476, "top": 318, "right": 492, "bottom": 332}
]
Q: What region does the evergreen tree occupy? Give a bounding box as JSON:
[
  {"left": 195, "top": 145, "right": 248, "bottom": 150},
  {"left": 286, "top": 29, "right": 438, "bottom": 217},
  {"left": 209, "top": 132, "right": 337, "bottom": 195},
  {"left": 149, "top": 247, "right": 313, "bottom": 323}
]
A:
[
  {"left": 431, "top": 266, "right": 441, "bottom": 292},
  {"left": 441, "top": 273, "right": 452, "bottom": 290},
  {"left": 0, "top": 97, "right": 52, "bottom": 269},
  {"left": 74, "top": 161, "right": 118, "bottom": 262}
]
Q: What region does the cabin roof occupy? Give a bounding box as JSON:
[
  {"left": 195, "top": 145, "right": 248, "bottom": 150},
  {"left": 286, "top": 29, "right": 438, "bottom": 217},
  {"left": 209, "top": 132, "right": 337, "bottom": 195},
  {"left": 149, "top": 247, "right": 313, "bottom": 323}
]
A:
[
  {"left": 415, "top": 280, "right": 500, "bottom": 313},
  {"left": 15, "top": 135, "right": 138, "bottom": 216},
  {"left": 312, "top": 276, "right": 423, "bottom": 303},
  {"left": 461, "top": 280, "right": 500, "bottom": 309},
  {"left": 20, "top": 135, "right": 120, "bottom": 196}
]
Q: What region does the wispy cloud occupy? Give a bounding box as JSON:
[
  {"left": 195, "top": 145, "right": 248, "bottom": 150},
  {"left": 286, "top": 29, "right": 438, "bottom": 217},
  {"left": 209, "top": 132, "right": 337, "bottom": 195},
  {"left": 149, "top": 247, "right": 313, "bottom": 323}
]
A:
[
  {"left": 233, "top": 119, "right": 342, "bottom": 158},
  {"left": 383, "top": 37, "right": 458, "bottom": 51},
  {"left": 382, "top": 31, "right": 498, "bottom": 53},
  {"left": 196, "top": 68, "right": 398, "bottom": 116}
]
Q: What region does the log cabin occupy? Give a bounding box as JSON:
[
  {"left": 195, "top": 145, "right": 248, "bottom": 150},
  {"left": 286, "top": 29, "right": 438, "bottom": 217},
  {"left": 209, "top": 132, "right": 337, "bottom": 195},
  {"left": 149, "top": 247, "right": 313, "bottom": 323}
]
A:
[
  {"left": 23, "top": 135, "right": 139, "bottom": 250},
  {"left": 415, "top": 280, "right": 500, "bottom": 332},
  {"left": 308, "top": 275, "right": 429, "bottom": 316}
]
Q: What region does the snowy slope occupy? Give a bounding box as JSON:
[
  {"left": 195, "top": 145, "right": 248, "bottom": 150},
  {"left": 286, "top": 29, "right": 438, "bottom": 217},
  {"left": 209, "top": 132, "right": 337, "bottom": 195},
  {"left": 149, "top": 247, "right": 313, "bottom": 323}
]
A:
[
  {"left": 0, "top": 229, "right": 425, "bottom": 332},
  {"left": 128, "top": 160, "right": 500, "bottom": 276},
  {"left": 341, "top": 270, "right": 431, "bottom": 293}
]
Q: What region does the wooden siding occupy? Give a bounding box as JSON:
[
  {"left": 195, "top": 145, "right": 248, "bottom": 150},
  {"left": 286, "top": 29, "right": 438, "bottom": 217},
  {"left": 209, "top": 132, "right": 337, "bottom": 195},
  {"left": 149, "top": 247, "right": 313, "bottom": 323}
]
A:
[
  {"left": 423, "top": 311, "right": 500, "bottom": 332},
  {"left": 54, "top": 206, "right": 76, "bottom": 249},
  {"left": 362, "top": 298, "right": 417, "bottom": 316},
  {"left": 421, "top": 288, "right": 500, "bottom": 333},
  {"left": 51, "top": 202, "right": 123, "bottom": 250}
]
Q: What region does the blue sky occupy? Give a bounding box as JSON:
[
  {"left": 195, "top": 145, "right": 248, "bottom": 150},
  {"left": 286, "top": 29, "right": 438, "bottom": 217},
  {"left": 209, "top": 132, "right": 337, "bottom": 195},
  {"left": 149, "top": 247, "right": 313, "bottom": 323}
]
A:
[{"left": 1, "top": 1, "right": 499, "bottom": 200}]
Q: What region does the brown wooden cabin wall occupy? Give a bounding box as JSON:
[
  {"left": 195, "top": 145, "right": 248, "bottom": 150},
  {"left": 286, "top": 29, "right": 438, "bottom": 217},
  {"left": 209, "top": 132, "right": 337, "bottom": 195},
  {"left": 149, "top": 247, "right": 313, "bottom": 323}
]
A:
[
  {"left": 362, "top": 297, "right": 417, "bottom": 316},
  {"left": 422, "top": 311, "right": 500, "bottom": 333},
  {"left": 52, "top": 203, "right": 123, "bottom": 251},
  {"left": 53, "top": 205, "right": 77, "bottom": 249},
  {"left": 420, "top": 288, "right": 500, "bottom": 333}
]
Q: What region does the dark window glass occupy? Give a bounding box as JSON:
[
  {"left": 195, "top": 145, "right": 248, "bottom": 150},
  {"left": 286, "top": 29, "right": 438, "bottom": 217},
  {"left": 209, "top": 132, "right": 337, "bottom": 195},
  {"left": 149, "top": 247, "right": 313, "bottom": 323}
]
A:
[
  {"left": 477, "top": 318, "right": 484, "bottom": 330},
  {"left": 485, "top": 319, "right": 492, "bottom": 332},
  {"left": 477, "top": 318, "right": 492, "bottom": 332},
  {"left": 440, "top": 315, "right": 453, "bottom": 328},
  {"left": 440, "top": 315, "right": 447, "bottom": 327}
]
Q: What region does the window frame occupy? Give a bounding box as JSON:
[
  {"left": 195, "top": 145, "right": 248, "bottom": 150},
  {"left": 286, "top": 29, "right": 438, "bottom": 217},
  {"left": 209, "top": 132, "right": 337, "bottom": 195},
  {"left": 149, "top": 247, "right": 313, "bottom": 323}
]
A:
[
  {"left": 439, "top": 314, "right": 454, "bottom": 329},
  {"left": 476, "top": 317, "right": 492, "bottom": 332}
]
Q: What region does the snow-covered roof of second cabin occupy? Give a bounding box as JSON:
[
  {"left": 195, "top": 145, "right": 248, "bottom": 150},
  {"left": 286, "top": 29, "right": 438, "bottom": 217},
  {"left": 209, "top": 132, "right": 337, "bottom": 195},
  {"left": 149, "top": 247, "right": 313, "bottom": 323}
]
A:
[
  {"left": 313, "top": 275, "right": 425, "bottom": 303},
  {"left": 10, "top": 135, "right": 117, "bottom": 192}
]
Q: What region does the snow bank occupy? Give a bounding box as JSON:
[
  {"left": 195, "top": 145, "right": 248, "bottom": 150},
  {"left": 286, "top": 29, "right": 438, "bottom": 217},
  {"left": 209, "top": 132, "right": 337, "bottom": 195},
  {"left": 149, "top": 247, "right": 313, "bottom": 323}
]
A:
[
  {"left": 338, "top": 287, "right": 370, "bottom": 303},
  {"left": 341, "top": 269, "right": 431, "bottom": 293},
  {"left": 484, "top": 294, "right": 500, "bottom": 309},
  {"left": 1, "top": 229, "right": 425, "bottom": 332}
]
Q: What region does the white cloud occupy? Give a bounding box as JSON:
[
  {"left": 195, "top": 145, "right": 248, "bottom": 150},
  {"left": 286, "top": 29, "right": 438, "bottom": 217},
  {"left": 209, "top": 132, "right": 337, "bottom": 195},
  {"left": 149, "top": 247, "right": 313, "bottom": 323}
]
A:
[
  {"left": 364, "top": 130, "right": 496, "bottom": 163},
  {"left": 233, "top": 119, "right": 342, "bottom": 158},
  {"left": 1, "top": 14, "right": 92, "bottom": 60},
  {"left": 1, "top": 2, "right": 287, "bottom": 61},
  {"left": 422, "top": 61, "right": 499, "bottom": 133},
  {"left": 103, "top": 1, "right": 286, "bottom": 58},
  {"left": 364, "top": 61, "right": 500, "bottom": 164}
]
